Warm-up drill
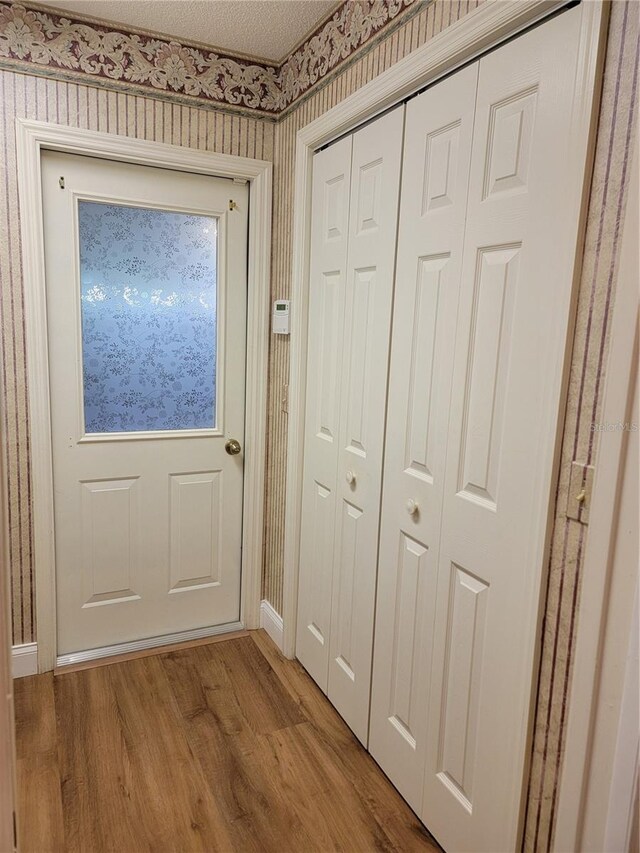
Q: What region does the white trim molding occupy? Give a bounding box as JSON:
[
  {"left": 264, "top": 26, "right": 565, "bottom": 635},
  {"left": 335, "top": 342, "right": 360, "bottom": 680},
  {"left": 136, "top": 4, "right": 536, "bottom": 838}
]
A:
[
  {"left": 281, "top": 0, "right": 607, "bottom": 658},
  {"left": 15, "top": 119, "right": 272, "bottom": 673},
  {"left": 259, "top": 600, "right": 284, "bottom": 651},
  {"left": 12, "top": 643, "right": 38, "bottom": 678}
]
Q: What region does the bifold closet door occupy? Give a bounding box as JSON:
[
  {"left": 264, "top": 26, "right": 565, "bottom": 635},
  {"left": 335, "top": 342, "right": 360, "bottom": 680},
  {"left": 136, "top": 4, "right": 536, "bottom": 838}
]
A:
[
  {"left": 371, "top": 5, "right": 591, "bottom": 852},
  {"left": 422, "top": 8, "right": 588, "bottom": 850},
  {"left": 327, "top": 109, "right": 404, "bottom": 743},
  {"left": 296, "top": 108, "right": 404, "bottom": 744},
  {"left": 368, "top": 63, "right": 479, "bottom": 807},
  {"left": 296, "top": 134, "right": 352, "bottom": 687}
]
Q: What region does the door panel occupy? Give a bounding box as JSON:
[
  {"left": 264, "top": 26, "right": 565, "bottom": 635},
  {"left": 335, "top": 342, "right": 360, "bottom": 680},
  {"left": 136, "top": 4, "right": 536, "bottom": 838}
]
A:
[
  {"left": 436, "top": 562, "right": 488, "bottom": 808},
  {"left": 327, "top": 108, "right": 404, "bottom": 744},
  {"left": 422, "top": 7, "right": 587, "bottom": 851},
  {"left": 296, "top": 136, "right": 353, "bottom": 688},
  {"left": 457, "top": 244, "right": 520, "bottom": 507},
  {"left": 385, "top": 530, "right": 435, "bottom": 750},
  {"left": 369, "top": 63, "right": 479, "bottom": 809},
  {"left": 42, "top": 151, "right": 247, "bottom": 656},
  {"left": 404, "top": 254, "right": 451, "bottom": 483},
  {"left": 168, "top": 471, "right": 222, "bottom": 591},
  {"left": 80, "top": 478, "right": 140, "bottom": 606}
]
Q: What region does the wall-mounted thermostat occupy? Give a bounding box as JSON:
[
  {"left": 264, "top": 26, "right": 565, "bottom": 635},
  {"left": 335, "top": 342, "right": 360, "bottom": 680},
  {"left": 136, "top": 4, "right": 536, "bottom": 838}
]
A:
[{"left": 272, "top": 299, "right": 290, "bottom": 334}]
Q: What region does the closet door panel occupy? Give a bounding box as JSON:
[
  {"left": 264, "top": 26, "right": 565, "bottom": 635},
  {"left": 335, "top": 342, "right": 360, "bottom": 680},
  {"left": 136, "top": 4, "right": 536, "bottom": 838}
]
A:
[
  {"left": 327, "top": 108, "right": 404, "bottom": 745},
  {"left": 369, "top": 65, "right": 479, "bottom": 809},
  {"left": 422, "top": 7, "right": 588, "bottom": 851},
  {"left": 296, "top": 137, "right": 352, "bottom": 690}
]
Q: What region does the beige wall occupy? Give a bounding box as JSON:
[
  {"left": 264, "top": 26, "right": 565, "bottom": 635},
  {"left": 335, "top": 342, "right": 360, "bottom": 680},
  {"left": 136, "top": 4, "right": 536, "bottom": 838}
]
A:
[
  {"left": 0, "top": 73, "right": 275, "bottom": 644},
  {"left": 1, "top": 1, "right": 637, "bottom": 849}
]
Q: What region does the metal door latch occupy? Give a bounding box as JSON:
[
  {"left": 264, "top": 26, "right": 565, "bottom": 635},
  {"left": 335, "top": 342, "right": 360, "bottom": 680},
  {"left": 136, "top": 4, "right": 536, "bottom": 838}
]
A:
[
  {"left": 566, "top": 461, "right": 594, "bottom": 523},
  {"left": 229, "top": 199, "right": 238, "bottom": 211}
]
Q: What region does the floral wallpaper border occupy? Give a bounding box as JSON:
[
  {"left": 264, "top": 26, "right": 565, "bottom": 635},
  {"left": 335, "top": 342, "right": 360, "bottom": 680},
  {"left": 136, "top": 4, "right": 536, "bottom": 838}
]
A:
[{"left": 0, "top": 0, "right": 420, "bottom": 115}]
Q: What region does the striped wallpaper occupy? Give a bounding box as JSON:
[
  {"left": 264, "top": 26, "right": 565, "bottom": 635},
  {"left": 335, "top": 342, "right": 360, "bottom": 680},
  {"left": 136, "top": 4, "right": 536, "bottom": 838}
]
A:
[
  {"left": 0, "top": 1, "right": 637, "bottom": 850},
  {"left": 0, "top": 73, "right": 275, "bottom": 643}
]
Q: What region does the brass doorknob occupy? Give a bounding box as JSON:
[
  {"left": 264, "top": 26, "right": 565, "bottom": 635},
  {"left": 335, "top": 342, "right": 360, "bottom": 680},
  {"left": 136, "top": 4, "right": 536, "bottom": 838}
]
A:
[{"left": 225, "top": 439, "right": 242, "bottom": 456}]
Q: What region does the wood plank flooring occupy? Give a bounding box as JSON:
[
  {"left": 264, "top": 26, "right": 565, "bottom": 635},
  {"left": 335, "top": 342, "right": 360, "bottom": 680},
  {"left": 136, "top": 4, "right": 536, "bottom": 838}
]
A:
[{"left": 14, "top": 630, "right": 441, "bottom": 853}]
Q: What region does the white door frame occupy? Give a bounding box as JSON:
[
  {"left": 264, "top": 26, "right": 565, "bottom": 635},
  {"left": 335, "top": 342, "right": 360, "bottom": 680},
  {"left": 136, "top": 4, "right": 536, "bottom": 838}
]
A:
[
  {"left": 16, "top": 118, "right": 272, "bottom": 673},
  {"left": 282, "top": 0, "right": 607, "bottom": 658}
]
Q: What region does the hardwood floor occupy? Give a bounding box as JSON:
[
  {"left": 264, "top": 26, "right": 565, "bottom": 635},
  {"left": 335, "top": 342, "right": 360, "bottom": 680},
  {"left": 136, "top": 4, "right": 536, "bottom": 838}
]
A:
[{"left": 14, "top": 630, "right": 441, "bottom": 853}]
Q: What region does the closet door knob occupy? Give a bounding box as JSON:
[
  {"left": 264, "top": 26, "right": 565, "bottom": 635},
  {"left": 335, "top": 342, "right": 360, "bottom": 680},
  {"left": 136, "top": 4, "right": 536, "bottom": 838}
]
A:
[
  {"left": 406, "top": 499, "right": 419, "bottom": 516},
  {"left": 346, "top": 470, "right": 356, "bottom": 485}
]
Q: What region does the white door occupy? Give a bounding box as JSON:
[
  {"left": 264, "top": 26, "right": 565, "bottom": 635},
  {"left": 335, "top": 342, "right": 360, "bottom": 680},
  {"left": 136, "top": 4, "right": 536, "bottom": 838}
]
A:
[
  {"left": 295, "top": 133, "right": 352, "bottom": 688},
  {"left": 369, "top": 63, "right": 478, "bottom": 806},
  {"left": 371, "top": 5, "right": 591, "bottom": 850},
  {"left": 42, "top": 151, "right": 248, "bottom": 657},
  {"left": 423, "top": 9, "right": 588, "bottom": 850},
  {"left": 327, "top": 108, "right": 404, "bottom": 743},
  {"left": 296, "top": 108, "right": 404, "bottom": 744}
]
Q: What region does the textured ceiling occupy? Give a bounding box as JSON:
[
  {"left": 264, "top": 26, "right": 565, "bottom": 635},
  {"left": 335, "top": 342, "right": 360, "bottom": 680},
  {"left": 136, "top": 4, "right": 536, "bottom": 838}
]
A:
[{"left": 35, "top": 0, "right": 340, "bottom": 63}]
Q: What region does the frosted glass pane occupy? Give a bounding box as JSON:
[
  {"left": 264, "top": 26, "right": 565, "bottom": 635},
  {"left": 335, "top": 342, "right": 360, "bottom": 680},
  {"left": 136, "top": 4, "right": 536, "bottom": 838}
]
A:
[{"left": 78, "top": 201, "right": 218, "bottom": 432}]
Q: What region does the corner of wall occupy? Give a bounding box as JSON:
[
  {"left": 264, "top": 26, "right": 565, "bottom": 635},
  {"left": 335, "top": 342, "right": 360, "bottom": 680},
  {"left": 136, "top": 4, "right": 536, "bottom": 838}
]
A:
[{"left": 259, "top": 599, "right": 284, "bottom": 651}]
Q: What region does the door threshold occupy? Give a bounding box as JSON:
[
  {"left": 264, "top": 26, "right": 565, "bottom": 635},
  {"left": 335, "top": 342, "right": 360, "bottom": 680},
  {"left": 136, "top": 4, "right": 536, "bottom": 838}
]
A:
[{"left": 55, "top": 621, "right": 245, "bottom": 673}]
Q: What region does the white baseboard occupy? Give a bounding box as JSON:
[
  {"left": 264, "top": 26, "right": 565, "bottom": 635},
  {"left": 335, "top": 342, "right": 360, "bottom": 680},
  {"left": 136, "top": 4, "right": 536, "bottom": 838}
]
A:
[
  {"left": 260, "top": 599, "right": 284, "bottom": 650},
  {"left": 12, "top": 643, "right": 38, "bottom": 678},
  {"left": 12, "top": 612, "right": 284, "bottom": 675}
]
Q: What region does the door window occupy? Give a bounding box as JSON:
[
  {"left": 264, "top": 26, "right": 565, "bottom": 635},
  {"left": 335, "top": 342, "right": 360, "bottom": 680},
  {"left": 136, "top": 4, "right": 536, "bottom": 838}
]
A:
[{"left": 78, "top": 201, "right": 218, "bottom": 433}]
